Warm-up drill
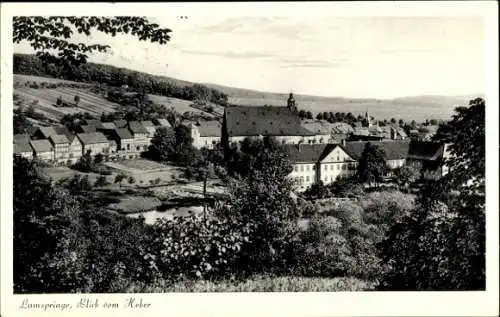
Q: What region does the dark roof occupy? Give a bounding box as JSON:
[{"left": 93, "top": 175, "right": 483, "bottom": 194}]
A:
[
  {"left": 85, "top": 119, "right": 104, "bottom": 129},
  {"left": 196, "top": 121, "right": 222, "bottom": 137},
  {"left": 115, "top": 128, "right": 134, "bottom": 140},
  {"left": 344, "top": 140, "right": 411, "bottom": 160},
  {"left": 53, "top": 126, "right": 73, "bottom": 140},
  {"left": 80, "top": 125, "right": 97, "bottom": 133},
  {"left": 30, "top": 139, "right": 53, "bottom": 153},
  {"left": 129, "top": 121, "right": 149, "bottom": 134},
  {"left": 154, "top": 118, "right": 171, "bottom": 127},
  {"left": 14, "top": 134, "right": 30, "bottom": 143},
  {"left": 100, "top": 122, "right": 116, "bottom": 130},
  {"left": 49, "top": 134, "right": 70, "bottom": 144},
  {"left": 37, "top": 126, "right": 56, "bottom": 138},
  {"left": 225, "top": 106, "right": 315, "bottom": 137},
  {"left": 77, "top": 132, "right": 109, "bottom": 145},
  {"left": 113, "top": 120, "right": 128, "bottom": 128},
  {"left": 141, "top": 120, "right": 155, "bottom": 128},
  {"left": 284, "top": 144, "right": 332, "bottom": 163},
  {"left": 14, "top": 141, "right": 33, "bottom": 154},
  {"left": 407, "top": 141, "right": 444, "bottom": 161}
]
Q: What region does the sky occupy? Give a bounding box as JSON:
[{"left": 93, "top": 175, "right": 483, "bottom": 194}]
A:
[{"left": 14, "top": 16, "right": 485, "bottom": 99}]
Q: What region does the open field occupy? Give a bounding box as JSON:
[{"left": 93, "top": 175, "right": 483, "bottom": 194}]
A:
[
  {"left": 14, "top": 86, "right": 119, "bottom": 120},
  {"left": 127, "top": 276, "right": 376, "bottom": 292},
  {"left": 104, "top": 159, "right": 184, "bottom": 184},
  {"left": 147, "top": 94, "right": 218, "bottom": 118}
]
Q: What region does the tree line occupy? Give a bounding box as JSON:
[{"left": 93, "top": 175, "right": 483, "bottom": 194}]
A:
[{"left": 13, "top": 53, "right": 229, "bottom": 107}]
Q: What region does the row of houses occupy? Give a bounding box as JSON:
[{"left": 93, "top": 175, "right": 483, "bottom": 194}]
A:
[
  {"left": 285, "top": 140, "right": 451, "bottom": 191},
  {"left": 13, "top": 118, "right": 172, "bottom": 164}
]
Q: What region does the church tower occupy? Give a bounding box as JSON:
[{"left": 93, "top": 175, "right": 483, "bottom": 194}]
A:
[{"left": 287, "top": 92, "right": 297, "bottom": 113}]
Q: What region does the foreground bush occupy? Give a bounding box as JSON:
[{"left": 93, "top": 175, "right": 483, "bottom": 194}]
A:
[{"left": 125, "top": 275, "right": 376, "bottom": 292}]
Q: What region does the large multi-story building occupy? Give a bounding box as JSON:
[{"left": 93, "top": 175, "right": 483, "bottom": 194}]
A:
[{"left": 284, "top": 140, "right": 449, "bottom": 192}]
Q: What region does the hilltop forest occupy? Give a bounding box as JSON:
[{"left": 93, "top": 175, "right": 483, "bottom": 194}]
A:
[{"left": 13, "top": 53, "right": 229, "bottom": 107}]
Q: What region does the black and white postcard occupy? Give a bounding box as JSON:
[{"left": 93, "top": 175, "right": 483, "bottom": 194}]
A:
[{"left": 1, "top": 2, "right": 498, "bottom": 317}]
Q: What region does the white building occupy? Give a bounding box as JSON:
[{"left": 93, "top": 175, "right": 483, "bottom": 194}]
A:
[{"left": 190, "top": 121, "right": 222, "bottom": 149}]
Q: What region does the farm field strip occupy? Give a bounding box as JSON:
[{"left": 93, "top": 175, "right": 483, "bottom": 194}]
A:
[
  {"left": 14, "top": 87, "right": 119, "bottom": 119},
  {"left": 14, "top": 74, "right": 93, "bottom": 86}
]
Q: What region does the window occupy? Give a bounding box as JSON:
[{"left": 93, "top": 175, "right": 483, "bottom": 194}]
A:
[
  {"left": 306, "top": 176, "right": 310, "bottom": 182},
  {"left": 136, "top": 146, "right": 141, "bottom": 151},
  {"left": 337, "top": 155, "right": 340, "bottom": 161},
  {"left": 342, "top": 164, "right": 346, "bottom": 170},
  {"left": 324, "top": 165, "right": 327, "bottom": 170},
  {"left": 330, "top": 164, "right": 333, "bottom": 170},
  {"left": 300, "top": 165, "right": 304, "bottom": 172},
  {"left": 205, "top": 140, "right": 208, "bottom": 145},
  {"left": 312, "top": 165, "right": 315, "bottom": 170},
  {"left": 324, "top": 176, "right": 328, "bottom": 182},
  {"left": 306, "top": 165, "right": 310, "bottom": 171},
  {"left": 337, "top": 164, "right": 340, "bottom": 170},
  {"left": 299, "top": 176, "right": 304, "bottom": 185},
  {"left": 331, "top": 176, "right": 334, "bottom": 181},
  {"left": 127, "top": 144, "right": 130, "bottom": 151},
  {"left": 294, "top": 166, "right": 298, "bottom": 172}
]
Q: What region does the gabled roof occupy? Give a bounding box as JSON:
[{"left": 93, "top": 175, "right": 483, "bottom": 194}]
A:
[
  {"left": 115, "top": 128, "right": 134, "bottom": 140},
  {"left": 53, "top": 126, "right": 73, "bottom": 140},
  {"left": 14, "top": 133, "right": 30, "bottom": 143},
  {"left": 37, "top": 126, "right": 56, "bottom": 138},
  {"left": 77, "top": 132, "right": 109, "bottom": 145},
  {"left": 284, "top": 144, "right": 333, "bottom": 163},
  {"left": 129, "top": 121, "right": 149, "bottom": 134},
  {"left": 80, "top": 125, "right": 97, "bottom": 133},
  {"left": 225, "top": 106, "right": 314, "bottom": 137},
  {"left": 407, "top": 141, "right": 444, "bottom": 161},
  {"left": 85, "top": 119, "right": 104, "bottom": 129},
  {"left": 155, "top": 118, "right": 171, "bottom": 127},
  {"left": 141, "top": 120, "right": 155, "bottom": 128},
  {"left": 49, "top": 134, "right": 70, "bottom": 144},
  {"left": 343, "top": 140, "right": 411, "bottom": 160},
  {"left": 113, "top": 120, "right": 128, "bottom": 128},
  {"left": 30, "top": 139, "right": 53, "bottom": 153},
  {"left": 196, "top": 121, "right": 222, "bottom": 137},
  {"left": 100, "top": 122, "right": 116, "bottom": 130},
  {"left": 14, "top": 141, "right": 33, "bottom": 154}
]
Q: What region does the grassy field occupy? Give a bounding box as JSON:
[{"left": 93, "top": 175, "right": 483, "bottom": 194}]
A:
[
  {"left": 148, "top": 94, "right": 218, "bottom": 118},
  {"left": 13, "top": 74, "right": 218, "bottom": 120},
  {"left": 108, "top": 196, "right": 162, "bottom": 214},
  {"left": 14, "top": 86, "right": 119, "bottom": 120},
  {"left": 126, "top": 276, "right": 376, "bottom": 292}
]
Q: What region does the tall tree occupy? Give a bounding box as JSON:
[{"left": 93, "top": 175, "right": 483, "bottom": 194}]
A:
[
  {"left": 380, "top": 98, "right": 486, "bottom": 290},
  {"left": 357, "top": 142, "right": 388, "bottom": 185},
  {"left": 215, "top": 137, "right": 299, "bottom": 273}
]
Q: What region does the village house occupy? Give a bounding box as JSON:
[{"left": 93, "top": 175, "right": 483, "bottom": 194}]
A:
[
  {"left": 140, "top": 120, "right": 157, "bottom": 139},
  {"left": 49, "top": 134, "right": 70, "bottom": 165},
  {"left": 190, "top": 120, "right": 222, "bottom": 149},
  {"left": 14, "top": 133, "right": 31, "bottom": 143},
  {"left": 77, "top": 132, "right": 110, "bottom": 156},
  {"left": 112, "top": 128, "right": 136, "bottom": 159},
  {"left": 14, "top": 141, "right": 34, "bottom": 159},
  {"left": 153, "top": 118, "right": 172, "bottom": 130},
  {"left": 113, "top": 119, "right": 128, "bottom": 129},
  {"left": 33, "top": 126, "right": 73, "bottom": 141},
  {"left": 128, "top": 121, "right": 150, "bottom": 152},
  {"left": 68, "top": 134, "right": 83, "bottom": 164},
  {"left": 30, "top": 139, "right": 54, "bottom": 162},
  {"left": 407, "top": 141, "right": 451, "bottom": 180},
  {"left": 344, "top": 140, "right": 410, "bottom": 170}
]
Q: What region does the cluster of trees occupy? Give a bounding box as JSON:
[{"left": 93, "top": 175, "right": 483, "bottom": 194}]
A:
[
  {"left": 14, "top": 54, "right": 229, "bottom": 107},
  {"left": 145, "top": 125, "right": 200, "bottom": 167}
]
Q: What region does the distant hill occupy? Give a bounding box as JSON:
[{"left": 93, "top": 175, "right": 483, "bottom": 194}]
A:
[{"left": 13, "top": 53, "right": 482, "bottom": 122}]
